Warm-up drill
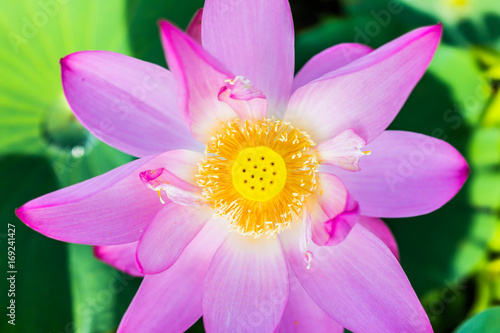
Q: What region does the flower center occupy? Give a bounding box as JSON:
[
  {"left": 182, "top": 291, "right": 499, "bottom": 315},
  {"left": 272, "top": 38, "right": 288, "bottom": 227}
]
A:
[
  {"left": 196, "top": 118, "right": 318, "bottom": 237},
  {"left": 232, "top": 146, "right": 287, "bottom": 202}
]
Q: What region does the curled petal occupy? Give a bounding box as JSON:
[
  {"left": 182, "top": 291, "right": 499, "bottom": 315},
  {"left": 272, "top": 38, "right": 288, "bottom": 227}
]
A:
[
  {"left": 315, "top": 173, "right": 347, "bottom": 218},
  {"left": 139, "top": 168, "right": 198, "bottom": 192},
  {"left": 323, "top": 198, "right": 360, "bottom": 247},
  {"left": 158, "top": 185, "right": 206, "bottom": 207},
  {"left": 223, "top": 76, "right": 266, "bottom": 100},
  {"left": 309, "top": 202, "right": 330, "bottom": 247},
  {"left": 309, "top": 173, "right": 359, "bottom": 246},
  {"left": 139, "top": 168, "right": 205, "bottom": 206},
  {"left": 317, "top": 129, "right": 369, "bottom": 171},
  {"left": 218, "top": 76, "right": 268, "bottom": 120}
]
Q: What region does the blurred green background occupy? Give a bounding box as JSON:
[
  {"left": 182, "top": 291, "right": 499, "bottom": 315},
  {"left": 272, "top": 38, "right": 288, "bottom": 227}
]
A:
[{"left": 1, "top": 0, "right": 499, "bottom": 332}]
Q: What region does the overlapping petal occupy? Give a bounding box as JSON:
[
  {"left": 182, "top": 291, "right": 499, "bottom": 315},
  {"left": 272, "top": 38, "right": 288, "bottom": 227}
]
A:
[
  {"left": 277, "top": 269, "right": 343, "bottom": 333},
  {"left": 186, "top": 9, "right": 203, "bottom": 44},
  {"left": 281, "top": 222, "right": 432, "bottom": 333},
  {"left": 292, "top": 43, "right": 372, "bottom": 92},
  {"left": 285, "top": 25, "right": 442, "bottom": 144},
  {"left": 316, "top": 129, "right": 368, "bottom": 171},
  {"left": 202, "top": 0, "right": 294, "bottom": 116},
  {"left": 136, "top": 203, "right": 213, "bottom": 274},
  {"left": 203, "top": 232, "right": 289, "bottom": 333},
  {"left": 159, "top": 20, "right": 238, "bottom": 143},
  {"left": 309, "top": 173, "right": 360, "bottom": 246},
  {"left": 315, "top": 173, "right": 349, "bottom": 219},
  {"left": 139, "top": 168, "right": 205, "bottom": 206},
  {"left": 118, "top": 219, "right": 228, "bottom": 333},
  {"left": 358, "top": 216, "right": 399, "bottom": 260},
  {"left": 218, "top": 77, "right": 268, "bottom": 120},
  {"left": 16, "top": 150, "right": 202, "bottom": 245},
  {"left": 61, "top": 51, "right": 202, "bottom": 157},
  {"left": 327, "top": 131, "right": 469, "bottom": 217},
  {"left": 94, "top": 242, "right": 143, "bottom": 277}
]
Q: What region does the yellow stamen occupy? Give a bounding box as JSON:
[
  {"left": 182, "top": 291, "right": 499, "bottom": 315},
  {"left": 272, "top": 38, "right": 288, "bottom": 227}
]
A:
[
  {"left": 232, "top": 146, "right": 287, "bottom": 202},
  {"left": 157, "top": 190, "right": 165, "bottom": 204},
  {"left": 196, "top": 118, "right": 318, "bottom": 237}
]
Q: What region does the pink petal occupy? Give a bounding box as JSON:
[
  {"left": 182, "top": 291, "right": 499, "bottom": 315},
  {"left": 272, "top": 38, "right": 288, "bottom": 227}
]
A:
[
  {"left": 280, "top": 222, "right": 432, "bottom": 333},
  {"left": 309, "top": 201, "right": 331, "bottom": 246},
  {"left": 317, "top": 129, "right": 368, "bottom": 171},
  {"left": 292, "top": 43, "right": 373, "bottom": 92},
  {"left": 61, "top": 51, "right": 202, "bottom": 157},
  {"left": 299, "top": 212, "right": 312, "bottom": 257},
  {"left": 94, "top": 242, "right": 143, "bottom": 277},
  {"left": 139, "top": 168, "right": 205, "bottom": 206},
  {"left": 202, "top": 0, "right": 294, "bottom": 117},
  {"left": 310, "top": 173, "right": 360, "bottom": 247},
  {"left": 203, "top": 233, "right": 289, "bottom": 333},
  {"left": 118, "top": 219, "right": 228, "bottom": 333},
  {"left": 327, "top": 130, "right": 469, "bottom": 217},
  {"left": 139, "top": 167, "right": 198, "bottom": 191},
  {"left": 278, "top": 270, "right": 343, "bottom": 333},
  {"left": 285, "top": 25, "right": 442, "bottom": 144},
  {"left": 322, "top": 199, "right": 360, "bottom": 247},
  {"left": 159, "top": 185, "right": 206, "bottom": 206},
  {"left": 222, "top": 76, "right": 266, "bottom": 101},
  {"left": 358, "top": 216, "right": 399, "bottom": 260},
  {"left": 186, "top": 8, "right": 203, "bottom": 44},
  {"left": 315, "top": 173, "right": 348, "bottom": 219},
  {"left": 218, "top": 77, "right": 268, "bottom": 121},
  {"left": 310, "top": 200, "right": 360, "bottom": 247},
  {"left": 136, "top": 203, "right": 214, "bottom": 274},
  {"left": 159, "top": 20, "right": 237, "bottom": 143},
  {"left": 218, "top": 87, "right": 267, "bottom": 121},
  {"left": 16, "top": 150, "right": 202, "bottom": 245}
]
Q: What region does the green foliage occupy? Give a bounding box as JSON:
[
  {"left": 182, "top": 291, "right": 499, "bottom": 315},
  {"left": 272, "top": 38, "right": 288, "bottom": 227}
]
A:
[
  {"left": 0, "top": 156, "right": 71, "bottom": 333},
  {"left": 126, "top": 0, "right": 204, "bottom": 66},
  {"left": 455, "top": 307, "right": 500, "bottom": 333}
]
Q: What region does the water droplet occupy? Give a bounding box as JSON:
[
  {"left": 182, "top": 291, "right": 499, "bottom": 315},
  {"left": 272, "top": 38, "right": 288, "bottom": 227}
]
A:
[{"left": 71, "top": 146, "right": 85, "bottom": 158}]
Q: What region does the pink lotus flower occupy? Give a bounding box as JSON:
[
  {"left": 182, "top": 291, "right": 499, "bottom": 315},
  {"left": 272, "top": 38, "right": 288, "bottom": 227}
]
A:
[{"left": 17, "top": 1, "right": 468, "bottom": 332}]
